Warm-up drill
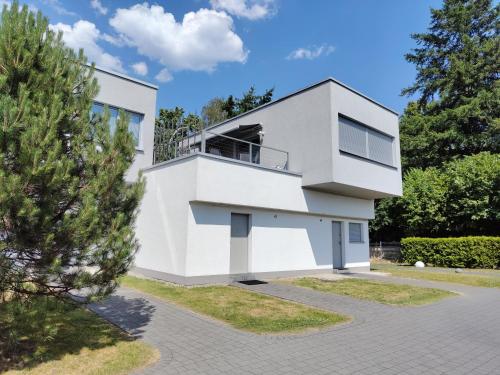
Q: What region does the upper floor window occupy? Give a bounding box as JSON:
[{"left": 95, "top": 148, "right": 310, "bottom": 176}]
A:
[
  {"left": 339, "top": 115, "right": 394, "bottom": 166},
  {"left": 91, "top": 102, "right": 143, "bottom": 147}
]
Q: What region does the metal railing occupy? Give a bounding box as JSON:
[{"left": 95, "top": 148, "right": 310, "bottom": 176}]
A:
[{"left": 154, "top": 129, "right": 289, "bottom": 171}]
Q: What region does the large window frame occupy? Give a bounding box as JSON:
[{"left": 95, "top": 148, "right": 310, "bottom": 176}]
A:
[
  {"left": 91, "top": 101, "right": 144, "bottom": 150},
  {"left": 338, "top": 114, "right": 395, "bottom": 167}
]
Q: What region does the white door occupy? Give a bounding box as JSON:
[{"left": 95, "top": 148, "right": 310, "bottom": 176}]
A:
[
  {"left": 332, "top": 221, "right": 343, "bottom": 269},
  {"left": 230, "top": 213, "right": 249, "bottom": 274}
]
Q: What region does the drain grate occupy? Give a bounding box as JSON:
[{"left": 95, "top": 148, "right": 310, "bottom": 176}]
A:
[{"left": 238, "top": 280, "right": 268, "bottom": 285}]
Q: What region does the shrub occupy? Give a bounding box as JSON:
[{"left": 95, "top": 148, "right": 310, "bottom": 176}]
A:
[
  {"left": 401, "top": 236, "right": 500, "bottom": 269},
  {"left": 371, "top": 152, "right": 500, "bottom": 241}
]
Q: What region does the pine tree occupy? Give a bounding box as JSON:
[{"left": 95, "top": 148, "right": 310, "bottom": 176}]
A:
[
  {"left": 0, "top": 2, "right": 144, "bottom": 302},
  {"left": 400, "top": 0, "right": 499, "bottom": 169}
]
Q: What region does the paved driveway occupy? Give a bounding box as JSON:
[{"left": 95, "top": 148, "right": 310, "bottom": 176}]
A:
[{"left": 90, "top": 274, "right": 500, "bottom": 375}]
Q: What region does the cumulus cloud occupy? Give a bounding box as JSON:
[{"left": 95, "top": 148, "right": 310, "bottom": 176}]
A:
[
  {"left": 155, "top": 68, "right": 173, "bottom": 83},
  {"left": 109, "top": 3, "right": 248, "bottom": 73},
  {"left": 90, "top": 0, "right": 107, "bottom": 15},
  {"left": 131, "top": 61, "right": 148, "bottom": 76},
  {"left": 210, "top": 0, "right": 275, "bottom": 20},
  {"left": 50, "top": 20, "right": 125, "bottom": 73},
  {"left": 286, "top": 44, "right": 335, "bottom": 60}
]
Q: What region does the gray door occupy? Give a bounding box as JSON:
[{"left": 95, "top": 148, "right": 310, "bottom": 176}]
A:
[
  {"left": 230, "top": 213, "right": 249, "bottom": 274},
  {"left": 332, "top": 221, "right": 343, "bottom": 269}
]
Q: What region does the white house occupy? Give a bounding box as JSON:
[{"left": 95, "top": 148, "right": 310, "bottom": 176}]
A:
[
  {"left": 92, "top": 66, "right": 158, "bottom": 183},
  {"left": 94, "top": 69, "right": 402, "bottom": 284}
]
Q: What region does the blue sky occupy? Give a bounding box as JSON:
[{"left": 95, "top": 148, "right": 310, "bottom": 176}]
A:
[{"left": 11, "top": 0, "right": 442, "bottom": 115}]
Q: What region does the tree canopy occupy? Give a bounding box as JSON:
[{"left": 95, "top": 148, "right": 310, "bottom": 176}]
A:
[
  {"left": 201, "top": 86, "right": 274, "bottom": 126},
  {"left": 373, "top": 0, "right": 499, "bottom": 241},
  {"left": 371, "top": 152, "right": 499, "bottom": 241},
  {"left": 400, "top": 0, "right": 499, "bottom": 170},
  {"left": 0, "top": 2, "right": 144, "bottom": 302},
  {"left": 154, "top": 85, "right": 274, "bottom": 163}
]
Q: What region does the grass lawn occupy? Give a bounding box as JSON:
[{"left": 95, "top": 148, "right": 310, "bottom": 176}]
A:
[
  {"left": 121, "top": 275, "right": 348, "bottom": 334},
  {"left": 0, "top": 297, "right": 158, "bottom": 375},
  {"left": 288, "top": 277, "right": 455, "bottom": 306},
  {"left": 371, "top": 262, "right": 500, "bottom": 288}
]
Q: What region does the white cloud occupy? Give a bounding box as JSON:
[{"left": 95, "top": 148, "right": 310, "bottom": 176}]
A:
[
  {"left": 109, "top": 3, "right": 248, "bottom": 73},
  {"left": 131, "top": 61, "right": 148, "bottom": 76},
  {"left": 90, "top": 0, "right": 107, "bottom": 15},
  {"left": 210, "top": 0, "right": 275, "bottom": 20},
  {"left": 50, "top": 20, "right": 125, "bottom": 73},
  {"left": 286, "top": 44, "right": 335, "bottom": 60},
  {"left": 43, "top": 0, "right": 76, "bottom": 16},
  {"left": 155, "top": 68, "right": 173, "bottom": 83}
]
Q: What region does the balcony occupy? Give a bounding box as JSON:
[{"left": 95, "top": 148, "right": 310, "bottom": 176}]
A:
[{"left": 154, "top": 129, "right": 289, "bottom": 171}]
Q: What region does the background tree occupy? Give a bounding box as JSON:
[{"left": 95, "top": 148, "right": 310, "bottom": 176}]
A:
[
  {"left": 235, "top": 86, "right": 274, "bottom": 114},
  {"left": 201, "top": 98, "right": 228, "bottom": 126},
  {"left": 200, "top": 86, "right": 274, "bottom": 126},
  {"left": 371, "top": 152, "right": 499, "bottom": 240},
  {"left": 155, "top": 85, "right": 274, "bottom": 161},
  {"left": 400, "top": 0, "right": 499, "bottom": 170},
  {"left": 153, "top": 107, "right": 203, "bottom": 163},
  {"left": 0, "top": 2, "right": 144, "bottom": 302},
  {"left": 372, "top": 0, "right": 499, "bottom": 241}
]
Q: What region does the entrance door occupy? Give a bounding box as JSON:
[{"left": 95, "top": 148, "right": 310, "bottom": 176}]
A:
[
  {"left": 332, "top": 221, "right": 343, "bottom": 269},
  {"left": 230, "top": 213, "right": 249, "bottom": 274}
]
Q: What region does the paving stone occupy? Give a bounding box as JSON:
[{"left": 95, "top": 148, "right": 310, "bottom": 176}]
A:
[{"left": 90, "top": 275, "right": 500, "bottom": 375}]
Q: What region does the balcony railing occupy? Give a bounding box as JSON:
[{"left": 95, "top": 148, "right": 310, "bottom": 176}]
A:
[{"left": 154, "top": 129, "right": 289, "bottom": 171}]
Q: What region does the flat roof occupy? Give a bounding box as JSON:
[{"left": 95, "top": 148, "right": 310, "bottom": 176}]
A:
[
  {"left": 205, "top": 77, "right": 399, "bottom": 132},
  {"left": 93, "top": 65, "right": 159, "bottom": 90}
]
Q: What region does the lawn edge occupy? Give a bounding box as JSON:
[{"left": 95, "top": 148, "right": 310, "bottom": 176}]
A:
[{"left": 120, "top": 276, "right": 351, "bottom": 336}]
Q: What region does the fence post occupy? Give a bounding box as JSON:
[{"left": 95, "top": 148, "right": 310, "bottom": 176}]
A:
[{"left": 201, "top": 129, "right": 206, "bottom": 153}]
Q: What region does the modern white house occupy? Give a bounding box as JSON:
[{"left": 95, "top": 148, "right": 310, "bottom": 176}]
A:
[
  {"left": 94, "top": 68, "right": 402, "bottom": 284},
  {"left": 92, "top": 67, "right": 158, "bottom": 183}
]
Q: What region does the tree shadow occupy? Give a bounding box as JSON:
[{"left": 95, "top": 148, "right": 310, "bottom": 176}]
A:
[
  {"left": 89, "top": 295, "right": 156, "bottom": 338},
  {"left": 0, "top": 295, "right": 155, "bottom": 372}
]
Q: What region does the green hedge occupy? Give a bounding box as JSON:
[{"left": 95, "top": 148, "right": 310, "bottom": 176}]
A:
[{"left": 401, "top": 237, "right": 500, "bottom": 269}]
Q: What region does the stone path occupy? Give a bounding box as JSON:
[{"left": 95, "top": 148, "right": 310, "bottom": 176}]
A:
[{"left": 90, "top": 274, "right": 500, "bottom": 375}]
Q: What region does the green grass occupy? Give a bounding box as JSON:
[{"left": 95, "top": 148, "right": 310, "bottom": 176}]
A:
[
  {"left": 0, "top": 297, "right": 158, "bottom": 375},
  {"left": 371, "top": 262, "right": 500, "bottom": 288},
  {"left": 121, "top": 275, "right": 348, "bottom": 334},
  {"left": 288, "top": 277, "right": 455, "bottom": 306}
]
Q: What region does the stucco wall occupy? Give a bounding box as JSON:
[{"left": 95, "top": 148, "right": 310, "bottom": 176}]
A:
[
  {"left": 194, "top": 155, "right": 374, "bottom": 219},
  {"left": 205, "top": 82, "right": 334, "bottom": 186},
  {"left": 185, "top": 202, "right": 369, "bottom": 277},
  {"left": 327, "top": 82, "right": 403, "bottom": 198},
  {"left": 93, "top": 68, "right": 157, "bottom": 182},
  {"left": 202, "top": 79, "right": 402, "bottom": 198},
  {"left": 134, "top": 158, "right": 197, "bottom": 275},
  {"left": 136, "top": 155, "right": 371, "bottom": 277}
]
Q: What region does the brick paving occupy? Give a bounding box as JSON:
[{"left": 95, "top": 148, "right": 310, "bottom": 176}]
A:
[{"left": 90, "top": 274, "right": 500, "bottom": 375}]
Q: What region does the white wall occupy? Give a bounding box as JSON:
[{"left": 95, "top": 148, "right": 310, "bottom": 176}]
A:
[
  {"left": 201, "top": 79, "right": 402, "bottom": 199},
  {"left": 327, "top": 82, "right": 403, "bottom": 198},
  {"left": 206, "top": 82, "right": 334, "bottom": 185},
  {"left": 342, "top": 219, "right": 370, "bottom": 268},
  {"left": 194, "top": 155, "right": 374, "bottom": 220},
  {"left": 93, "top": 68, "right": 157, "bottom": 182},
  {"left": 185, "top": 202, "right": 369, "bottom": 277},
  {"left": 137, "top": 155, "right": 371, "bottom": 277},
  {"left": 134, "top": 158, "right": 197, "bottom": 275}
]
